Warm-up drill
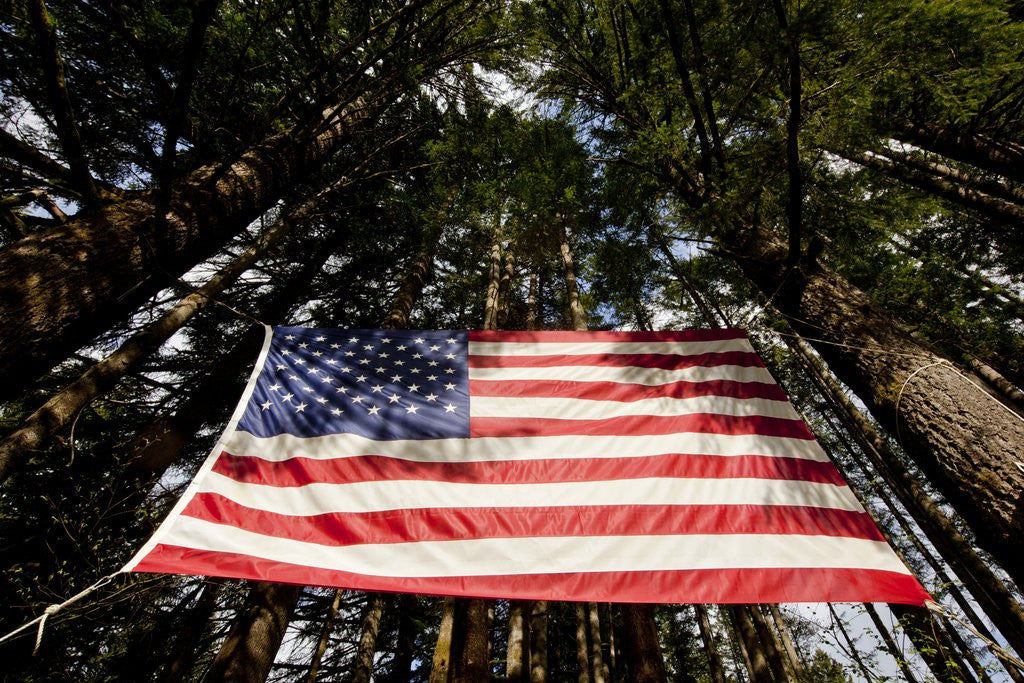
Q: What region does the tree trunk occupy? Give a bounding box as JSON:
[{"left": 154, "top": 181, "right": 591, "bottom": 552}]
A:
[
  {"left": 588, "top": 603, "right": 610, "bottom": 683},
  {"left": 749, "top": 605, "right": 791, "bottom": 682},
  {"left": 498, "top": 242, "right": 517, "bottom": 328},
  {"left": 890, "top": 119, "right": 1024, "bottom": 184},
  {"left": 526, "top": 270, "right": 540, "bottom": 331},
  {"left": 431, "top": 597, "right": 456, "bottom": 683},
  {"left": 785, "top": 332, "right": 1024, "bottom": 654},
  {"left": 484, "top": 237, "right": 502, "bottom": 330},
  {"left": 452, "top": 598, "right": 490, "bottom": 683},
  {"left": 0, "top": 94, "right": 380, "bottom": 399},
  {"left": 827, "top": 604, "right": 876, "bottom": 683},
  {"left": 206, "top": 581, "right": 302, "bottom": 683},
  {"left": 727, "top": 222, "right": 1024, "bottom": 585},
  {"left": 576, "top": 603, "right": 593, "bottom": 683},
  {"left": 508, "top": 601, "right": 530, "bottom": 683},
  {"left": 767, "top": 606, "right": 804, "bottom": 682},
  {"left": 558, "top": 222, "right": 588, "bottom": 331},
  {"left": 694, "top": 605, "right": 726, "bottom": 683},
  {"left": 619, "top": 604, "right": 667, "bottom": 683},
  {"left": 863, "top": 602, "right": 922, "bottom": 683},
  {"left": 382, "top": 595, "right": 417, "bottom": 683},
  {"left": 306, "top": 589, "right": 343, "bottom": 683},
  {"left": 728, "top": 606, "right": 771, "bottom": 683},
  {"left": 891, "top": 605, "right": 969, "bottom": 683},
  {"left": 529, "top": 601, "right": 549, "bottom": 683},
  {"left": 160, "top": 579, "right": 226, "bottom": 683},
  {"left": 349, "top": 593, "right": 386, "bottom": 683},
  {"left": 880, "top": 144, "right": 1024, "bottom": 207}
]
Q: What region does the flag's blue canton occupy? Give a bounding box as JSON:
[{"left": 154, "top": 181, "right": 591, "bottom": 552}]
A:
[{"left": 238, "top": 327, "right": 470, "bottom": 440}]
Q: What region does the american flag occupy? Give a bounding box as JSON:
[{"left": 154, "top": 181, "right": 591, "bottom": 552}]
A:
[{"left": 125, "top": 327, "right": 929, "bottom": 605}]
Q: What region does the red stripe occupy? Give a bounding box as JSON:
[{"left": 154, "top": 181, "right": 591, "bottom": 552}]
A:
[
  {"left": 468, "top": 351, "right": 764, "bottom": 369},
  {"left": 469, "top": 378, "right": 790, "bottom": 402},
  {"left": 134, "top": 546, "right": 931, "bottom": 605},
  {"left": 468, "top": 329, "right": 748, "bottom": 343},
  {"left": 181, "top": 496, "right": 884, "bottom": 546},
  {"left": 469, "top": 414, "right": 814, "bottom": 439},
  {"left": 213, "top": 452, "right": 845, "bottom": 487}
]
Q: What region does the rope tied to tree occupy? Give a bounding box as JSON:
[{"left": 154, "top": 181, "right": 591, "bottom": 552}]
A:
[
  {"left": 0, "top": 573, "right": 118, "bottom": 655},
  {"left": 925, "top": 601, "right": 1024, "bottom": 674}
]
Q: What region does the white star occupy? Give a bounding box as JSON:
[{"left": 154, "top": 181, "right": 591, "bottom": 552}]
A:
[
  {"left": 336, "top": 387, "right": 348, "bottom": 394},
  {"left": 321, "top": 376, "right": 334, "bottom": 384},
  {"left": 376, "top": 366, "right": 388, "bottom": 373},
  {"left": 299, "top": 342, "right": 308, "bottom": 348},
  {"left": 363, "top": 344, "right": 374, "bottom": 351},
  {"left": 356, "top": 374, "right": 368, "bottom": 382},
  {"left": 412, "top": 353, "right": 423, "bottom": 359},
  {"left": 405, "top": 404, "right": 419, "bottom": 414},
  {"left": 371, "top": 384, "right": 384, "bottom": 393},
  {"left": 340, "top": 367, "right": 352, "bottom": 374},
  {"left": 330, "top": 343, "right": 340, "bottom": 349},
  {"left": 303, "top": 385, "right": 315, "bottom": 393},
  {"left": 349, "top": 337, "right": 359, "bottom": 343},
  {"left": 414, "top": 337, "right": 425, "bottom": 344},
  {"left": 316, "top": 336, "right": 326, "bottom": 342},
  {"left": 427, "top": 374, "right": 438, "bottom": 381},
  {"left": 390, "top": 374, "right": 403, "bottom": 382},
  {"left": 345, "top": 351, "right": 356, "bottom": 357},
  {"left": 269, "top": 383, "right": 281, "bottom": 391},
  {"left": 351, "top": 395, "right": 364, "bottom": 404},
  {"left": 294, "top": 358, "right": 306, "bottom": 366},
  {"left": 425, "top": 393, "right": 438, "bottom": 402},
  {"left": 394, "top": 360, "right": 405, "bottom": 366},
  {"left": 445, "top": 353, "right": 455, "bottom": 360},
  {"left": 358, "top": 358, "right": 371, "bottom": 365},
  {"left": 408, "top": 383, "right": 420, "bottom": 393},
  {"left": 281, "top": 392, "right": 294, "bottom": 402},
  {"left": 282, "top": 350, "right": 291, "bottom": 356},
  {"left": 380, "top": 352, "right": 390, "bottom": 359},
  {"left": 326, "top": 359, "right": 338, "bottom": 365},
  {"left": 261, "top": 401, "right": 272, "bottom": 410},
  {"left": 289, "top": 374, "right": 300, "bottom": 381},
  {"left": 313, "top": 350, "right": 323, "bottom": 357},
  {"left": 307, "top": 367, "right": 319, "bottom": 375},
  {"left": 388, "top": 393, "right": 401, "bottom": 404},
  {"left": 428, "top": 360, "right": 439, "bottom": 367},
  {"left": 447, "top": 337, "right": 456, "bottom": 344},
  {"left": 295, "top": 402, "right": 308, "bottom": 412},
  {"left": 396, "top": 344, "right": 407, "bottom": 351},
  {"left": 381, "top": 337, "right": 392, "bottom": 344},
  {"left": 429, "top": 344, "right": 440, "bottom": 351},
  {"left": 410, "top": 367, "right": 421, "bottom": 374},
  {"left": 445, "top": 368, "right": 455, "bottom": 374},
  {"left": 368, "top": 405, "right": 381, "bottom": 415},
  {"left": 444, "top": 403, "right": 457, "bottom": 413},
  {"left": 316, "top": 397, "right": 328, "bottom": 404},
  {"left": 285, "top": 334, "right": 295, "bottom": 340},
  {"left": 276, "top": 363, "right": 287, "bottom": 371},
  {"left": 444, "top": 383, "right": 456, "bottom": 391},
  {"left": 331, "top": 408, "right": 343, "bottom": 416}
]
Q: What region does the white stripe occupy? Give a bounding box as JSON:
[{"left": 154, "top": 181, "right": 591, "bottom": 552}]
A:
[
  {"left": 222, "top": 430, "right": 830, "bottom": 463},
  {"left": 199, "top": 473, "right": 864, "bottom": 514},
  {"left": 468, "top": 339, "right": 755, "bottom": 356},
  {"left": 471, "top": 395, "right": 800, "bottom": 420},
  {"left": 161, "top": 516, "right": 912, "bottom": 578},
  {"left": 469, "top": 364, "right": 776, "bottom": 384}
]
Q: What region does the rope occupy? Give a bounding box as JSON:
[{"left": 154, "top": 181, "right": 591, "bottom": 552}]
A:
[
  {"left": 925, "top": 601, "right": 1024, "bottom": 674},
  {"left": 168, "top": 275, "right": 268, "bottom": 327},
  {"left": 0, "top": 573, "right": 117, "bottom": 655}
]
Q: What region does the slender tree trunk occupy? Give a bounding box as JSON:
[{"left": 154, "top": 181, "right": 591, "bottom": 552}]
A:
[
  {"left": 526, "top": 270, "right": 540, "bottom": 330},
  {"left": 0, "top": 94, "right": 381, "bottom": 399},
  {"left": 729, "top": 606, "right": 772, "bottom": 683},
  {"left": 891, "top": 605, "right": 969, "bottom": 683},
  {"left": 619, "top": 605, "right": 667, "bottom": 683},
  {"left": 558, "top": 222, "right": 588, "bottom": 330},
  {"left": 767, "top": 606, "right": 804, "bottom": 681},
  {"left": 383, "top": 595, "right": 417, "bottom": 683},
  {"left": 940, "top": 613, "right": 995, "bottom": 683},
  {"left": 728, "top": 607, "right": 758, "bottom": 683},
  {"left": 863, "top": 602, "right": 922, "bottom": 683},
  {"left": 589, "top": 603, "right": 610, "bottom": 683},
  {"left": 880, "top": 145, "right": 1024, "bottom": 206},
  {"left": 160, "top": 579, "right": 226, "bottom": 683},
  {"left": 529, "top": 601, "right": 549, "bottom": 683},
  {"left": 724, "top": 222, "right": 1024, "bottom": 585},
  {"left": 431, "top": 597, "right": 456, "bottom": 683},
  {"left": 453, "top": 599, "right": 490, "bottom": 683},
  {"left": 890, "top": 119, "right": 1024, "bottom": 184},
  {"left": 967, "top": 357, "right": 1024, "bottom": 413},
  {"left": 785, "top": 332, "right": 1024, "bottom": 653},
  {"left": 306, "top": 589, "right": 343, "bottom": 683},
  {"left": 576, "top": 603, "right": 593, "bottom": 683},
  {"left": 606, "top": 604, "right": 617, "bottom": 677},
  {"left": 498, "top": 242, "right": 517, "bottom": 328},
  {"left": 749, "top": 605, "right": 791, "bottom": 682},
  {"left": 695, "top": 605, "right": 727, "bottom": 683},
  {"left": 508, "top": 601, "right": 530, "bottom": 683},
  {"left": 484, "top": 237, "right": 503, "bottom": 330},
  {"left": 206, "top": 582, "right": 302, "bottom": 683},
  {"left": 350, "top": 593, "right": 386, "bottom": 683}
]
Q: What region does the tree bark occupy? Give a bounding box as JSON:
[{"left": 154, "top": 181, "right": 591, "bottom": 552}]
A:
[
  {"left": 891, "top": 605, "right": 969, "bottom": 683},
  {"left": 863, "top": 602, "right": 922, "bottom": 683},
  {"left": 350, "top": 593, "right": 386, "bottom": 683},
  {"left": 382, "top": 595, "right": 417, "bottom": 683},
  {"left": 827, "top": 604, "right": 877, "bottom": 683},
  {"left": 0, "top": 93, "right": 379, "bottom": 399},
  {"left": 749, "top": 605, "right": 792, "bottom": 682},
  {"left": 767, "top": 606, "right": 804, "bottom": 682},
  {"left": 694, "top": 605, "right": 726, "bottom": 683},
  {"left": 619, "top": 604, "right": 667, "bottom": 683},
  {"left": 728, "top": 606, "right": 772, "bottom": 683},
  {"left": 453, "top": 598, "right": 491, "bottom": 683},
  {"left": 558, "top": 222, "right": 588, "bottom": 331},
  {"left": 508, "top": 601, "right": 530, "bottom": 682},
  {"left": 588, "top": 603, "right": 609, "bottom": 683},
  {"left": 305, "top": 589, "right": 343, "bottom": 683},
  {"left": 785, "top": 332, "right": 1024, "bottom": 653},
  {"left": 529, "top": 600, "right": 549, "bottom": 683},
  {"left": 206, "top": 581, "right": 302, "bottom": 683},
  {"left": 526, "top": 270, "right": 540, "bottom": 330},
  {"left": 576, "top": 603, "right": 592, "bottom": 683},
  {"left": 726, "top": 223, "right": 1024, "bottom": 585},
  {"left": 160, "top": 579, "right": 226, "bottom": 683},
  {"left": 890, "top": 119, "right": 1024, "bottom": 185},
  {"left": 430, "top": 597, "right": 456, "bottom": 683},
  {"left": 484, "top": 236, "right": 502, "bottom": 330}
]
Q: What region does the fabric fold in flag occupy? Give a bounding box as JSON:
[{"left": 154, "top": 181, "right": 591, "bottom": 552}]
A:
[{"left": 123, "top": 326, "right": 931, "bottom": 605}]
